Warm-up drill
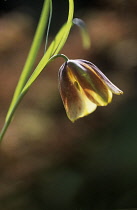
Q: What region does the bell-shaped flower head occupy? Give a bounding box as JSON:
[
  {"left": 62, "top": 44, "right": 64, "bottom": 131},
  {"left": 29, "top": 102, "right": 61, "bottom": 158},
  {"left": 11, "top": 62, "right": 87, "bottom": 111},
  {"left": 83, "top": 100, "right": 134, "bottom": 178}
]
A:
[{"left": 58, "top": 59, "right": 123, "bottom": 122}]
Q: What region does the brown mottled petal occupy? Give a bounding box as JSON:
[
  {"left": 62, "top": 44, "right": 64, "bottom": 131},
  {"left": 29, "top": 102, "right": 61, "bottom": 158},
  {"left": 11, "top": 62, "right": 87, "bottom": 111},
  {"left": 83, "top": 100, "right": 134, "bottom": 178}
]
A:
[
  {"left": 79, "top": 60, "right": 123, "bottom": 95},
  {"left": 58, "top": 63, "right": 97, "bottom": 122},
  {"left": 67, "top": 60, "right": 113, "bottom": 106}
]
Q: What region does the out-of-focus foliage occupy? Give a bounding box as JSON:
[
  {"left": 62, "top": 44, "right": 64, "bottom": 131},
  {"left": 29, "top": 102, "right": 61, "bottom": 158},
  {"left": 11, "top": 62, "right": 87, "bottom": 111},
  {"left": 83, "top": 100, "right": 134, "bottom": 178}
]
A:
[{"left": 0, "top": 0, "right": 137, "bottom": 209}]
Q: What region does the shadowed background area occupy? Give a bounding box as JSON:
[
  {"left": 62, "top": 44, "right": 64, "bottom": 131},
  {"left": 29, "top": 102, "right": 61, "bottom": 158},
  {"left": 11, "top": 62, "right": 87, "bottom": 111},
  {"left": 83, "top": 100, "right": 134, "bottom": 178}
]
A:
[{"left": 0, "top": 0, "right": 137, "bottom": 209}]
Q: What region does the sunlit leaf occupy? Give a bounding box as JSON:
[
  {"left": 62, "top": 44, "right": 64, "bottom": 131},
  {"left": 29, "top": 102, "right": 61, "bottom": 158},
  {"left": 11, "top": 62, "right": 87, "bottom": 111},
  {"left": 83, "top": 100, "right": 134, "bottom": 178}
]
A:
[
  {"left": 21, "top": 0, "right": 74, "bottom": 93},
  {"left": 6, "top": 0, "right": 51, "bottom": 121}
]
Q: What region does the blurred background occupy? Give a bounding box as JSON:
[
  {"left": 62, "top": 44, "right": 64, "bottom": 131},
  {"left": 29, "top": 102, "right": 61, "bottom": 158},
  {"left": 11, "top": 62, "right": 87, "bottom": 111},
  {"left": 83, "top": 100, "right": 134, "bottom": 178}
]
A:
[{"left": 0, "top": 0, "right": 137, "bottom": 209}]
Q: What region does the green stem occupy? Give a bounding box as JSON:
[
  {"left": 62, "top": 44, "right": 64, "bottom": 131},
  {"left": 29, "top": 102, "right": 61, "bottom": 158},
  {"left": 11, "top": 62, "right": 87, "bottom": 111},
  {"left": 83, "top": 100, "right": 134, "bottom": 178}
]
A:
[
  {"left": 49, "top": 54, "right": 69, "bottom": 62},
  {"left": 0, "top": 91, "right": 27, "bottom": 141},
  {"left": 0, "top": 54, "right": 69, "bottom": 142},
  {"left": 0, "top": 0, "right": 74, "bottom": 142},
  {"left": 6, "top": 0, "right": 51, "bottom": 121}
]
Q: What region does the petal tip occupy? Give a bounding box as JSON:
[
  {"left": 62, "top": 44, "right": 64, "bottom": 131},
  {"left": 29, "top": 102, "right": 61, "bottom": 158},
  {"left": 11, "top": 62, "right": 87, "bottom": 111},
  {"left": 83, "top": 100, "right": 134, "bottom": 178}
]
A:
[{"left": 116, "top": 89, "right": 124, "bottom": 95}]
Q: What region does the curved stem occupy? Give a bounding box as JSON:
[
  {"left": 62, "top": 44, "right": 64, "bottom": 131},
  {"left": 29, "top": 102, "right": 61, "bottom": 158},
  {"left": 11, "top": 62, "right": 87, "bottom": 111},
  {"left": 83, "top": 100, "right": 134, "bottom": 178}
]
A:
[{"left": 48, "top": 54, "right": 69, "bottom": 63}]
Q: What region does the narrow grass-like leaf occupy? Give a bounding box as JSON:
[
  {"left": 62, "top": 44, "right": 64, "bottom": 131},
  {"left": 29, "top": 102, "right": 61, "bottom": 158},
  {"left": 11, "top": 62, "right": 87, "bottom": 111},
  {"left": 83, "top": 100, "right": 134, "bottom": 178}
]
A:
[
  {"left": 52, "top": 0, "right": 74, "bottom": 55},
  {"left": 0, "top": 0, "right": 74, "bottom": 141},
  {"left": 44, "top": 23, "right": 69, "bottom": 58},
  {"left": 21, "top": 0, "right": 74, "bottom": 93},
  {"left": 53, "top": 21, "right": 72, "bottom": 55},
  {"left": 73, "top": 18, "right": 91, "bottom": 49},
  {"left": 46, "top": 0, "right": 74, "bottom": 57},
  {"left": 21, "top": 24, "right": 73, "bottom": 93},
  {"left": 6, "top": 0, "right": 51, "bottom": 121}
]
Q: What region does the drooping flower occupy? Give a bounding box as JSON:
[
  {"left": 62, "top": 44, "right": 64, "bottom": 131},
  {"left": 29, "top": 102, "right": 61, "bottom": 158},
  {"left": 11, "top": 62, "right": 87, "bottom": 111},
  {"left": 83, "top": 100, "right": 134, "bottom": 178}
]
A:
[{"left": 58, "top": 59, "right": 123, "bottom": 122}]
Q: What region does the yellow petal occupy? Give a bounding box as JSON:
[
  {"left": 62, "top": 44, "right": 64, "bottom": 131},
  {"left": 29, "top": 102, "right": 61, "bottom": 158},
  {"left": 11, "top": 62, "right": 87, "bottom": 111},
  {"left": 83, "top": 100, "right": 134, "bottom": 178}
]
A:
[
  {"left": 58, "top": 59, "right": 123, "bottom": 122},
  {"left": 67, "top": 60, "right": 113, "bottom": 106},
  {"left": 58, "top": 63, "right": 97, "bottom": 122},
  {"left": 80, "top": 60, "right": 123, "bottom": 95}
]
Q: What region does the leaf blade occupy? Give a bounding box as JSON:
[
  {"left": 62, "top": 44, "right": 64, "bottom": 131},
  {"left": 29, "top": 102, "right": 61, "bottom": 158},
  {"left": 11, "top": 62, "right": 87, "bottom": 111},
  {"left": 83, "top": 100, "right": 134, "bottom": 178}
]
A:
[{"left": 6, "top": 0, "right": 51, "bottom": 121}]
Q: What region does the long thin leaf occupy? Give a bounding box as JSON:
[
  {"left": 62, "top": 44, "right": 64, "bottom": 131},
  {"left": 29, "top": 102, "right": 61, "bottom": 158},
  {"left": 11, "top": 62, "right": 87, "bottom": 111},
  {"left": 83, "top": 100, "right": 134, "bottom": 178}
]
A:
[
  {"left": 6, "top": 0, "right": 51, "bottom": 121},
  {"left": 21, "top": 23, "right": 72, "bottom": 92},
  {"left": 21, "top": 0, "right": 74, "bottom": 93},
  {"left": 0, "top": 0, "right": 74, "bottom": 141}
]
